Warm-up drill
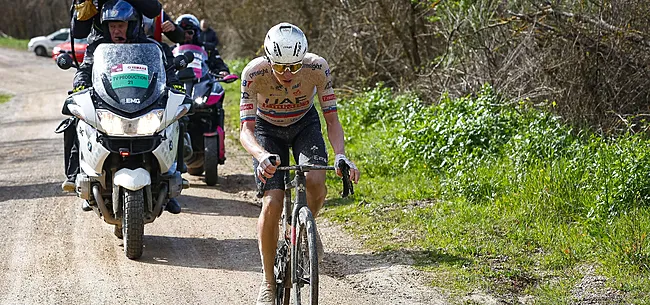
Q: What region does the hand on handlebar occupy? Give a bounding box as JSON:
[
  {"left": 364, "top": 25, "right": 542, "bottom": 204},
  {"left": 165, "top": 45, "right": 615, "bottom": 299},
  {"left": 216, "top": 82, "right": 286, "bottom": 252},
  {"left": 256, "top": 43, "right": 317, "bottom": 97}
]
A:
[
  {"left": 256, "top": 153, "right": 281, "bottom": 183},
  {"left": 335, "top": 154, "right": 360, "bottom": 184},
  {"left": 210, "top": 70, "right": 229, "bottom": 77}
]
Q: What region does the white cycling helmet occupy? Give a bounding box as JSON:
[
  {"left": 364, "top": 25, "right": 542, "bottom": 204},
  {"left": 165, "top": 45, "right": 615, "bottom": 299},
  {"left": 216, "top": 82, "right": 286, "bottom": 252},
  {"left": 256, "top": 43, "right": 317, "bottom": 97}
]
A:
[
  {"left": 264, "top": 22, "right": 308, "bottom": 64},
  {"left": 176, "top": 14, "right": 200, "bottom": 30}
]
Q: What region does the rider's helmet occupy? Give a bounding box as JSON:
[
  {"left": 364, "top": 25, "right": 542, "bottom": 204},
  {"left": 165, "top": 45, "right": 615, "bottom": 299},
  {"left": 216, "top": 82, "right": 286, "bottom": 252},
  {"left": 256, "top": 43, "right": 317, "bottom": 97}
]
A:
[
  {"left": 176, "top": 14, "right": 200, "bottom": 32},
  {"left": 176, "top": 14, "right": 201, "bottom": 45},
  {"left": 264, "top": 22, "right": 308, "bottom": 64},
  {"left": 100, "top": 0, "right": 142, "bottom": 41}
]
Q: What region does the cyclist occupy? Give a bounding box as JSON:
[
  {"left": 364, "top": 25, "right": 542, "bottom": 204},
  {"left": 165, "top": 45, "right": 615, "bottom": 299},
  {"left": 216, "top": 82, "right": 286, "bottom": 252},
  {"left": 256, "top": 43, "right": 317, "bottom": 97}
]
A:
[{"left": 239, "top": 22, "right": 360, "bottom": 305}]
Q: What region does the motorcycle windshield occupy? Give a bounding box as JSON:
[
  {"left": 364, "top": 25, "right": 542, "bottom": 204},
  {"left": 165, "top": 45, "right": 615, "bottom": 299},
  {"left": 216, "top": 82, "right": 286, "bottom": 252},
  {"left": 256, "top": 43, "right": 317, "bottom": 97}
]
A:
[
  {"left": 174, "top": 44, "right": 209, "bottom": 79},
  {"left": 92, "top": 43, "right": 166, "bottom": 114}
]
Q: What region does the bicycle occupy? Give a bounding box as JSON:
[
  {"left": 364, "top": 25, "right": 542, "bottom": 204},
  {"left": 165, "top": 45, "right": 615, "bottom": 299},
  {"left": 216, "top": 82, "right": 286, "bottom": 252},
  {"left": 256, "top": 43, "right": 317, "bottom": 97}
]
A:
[{"left": 257, "top": 157, "right": 354, "bottom": 305}]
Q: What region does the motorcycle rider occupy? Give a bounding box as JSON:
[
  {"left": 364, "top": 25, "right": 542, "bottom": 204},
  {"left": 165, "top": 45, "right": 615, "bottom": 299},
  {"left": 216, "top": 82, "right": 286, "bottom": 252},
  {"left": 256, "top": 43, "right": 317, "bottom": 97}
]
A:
[
  {"left": 71, "top": 0, "right": 162, "bottom": 44},
  {"left": 176, "top": 14, "right": 230, "bottom": 77},
  {"left": 60, "top": 0, "right": 185, "bottom": 214},
  {"left": 239, "top": 22, "right": 360, "bottom": 305}
]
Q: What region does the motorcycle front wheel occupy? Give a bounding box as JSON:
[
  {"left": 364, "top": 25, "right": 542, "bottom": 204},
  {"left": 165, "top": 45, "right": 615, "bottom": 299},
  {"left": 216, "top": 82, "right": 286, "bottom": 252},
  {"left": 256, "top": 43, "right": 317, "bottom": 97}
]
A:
[
  {"left": 204, "top": 136, "right": 219, "bottom": 186},
  {"left": 123, "top": 189, "right": 145, "bottom": 259}
]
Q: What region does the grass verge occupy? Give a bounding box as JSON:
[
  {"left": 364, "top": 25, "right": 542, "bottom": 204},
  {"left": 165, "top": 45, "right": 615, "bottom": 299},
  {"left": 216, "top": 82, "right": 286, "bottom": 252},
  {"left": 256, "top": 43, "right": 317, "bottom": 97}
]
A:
[
  {"left": 0, "top": 93, "right": 13, "bottom": 104},
  {"left": 320, "top": 85, "right": 650, "bottom": 303},
  {"left": 0, "top": 37, "right": 29, "bottom": 51},
  {"left": 220, "top": 64, "right": 650, "bottom": 303}
]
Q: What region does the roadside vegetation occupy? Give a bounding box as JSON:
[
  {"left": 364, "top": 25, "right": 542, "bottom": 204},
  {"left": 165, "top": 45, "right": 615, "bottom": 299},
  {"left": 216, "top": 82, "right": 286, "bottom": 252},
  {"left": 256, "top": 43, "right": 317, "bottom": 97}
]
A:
[
  {"left": 220, "top": 54, "right": 650, "bottom": 302},
  {"left": 0, "top": 93, "right": 13, "bottom": 104},
  {"left": 0, "top": 37, "right": 28, "bottom": 51},
  {"left": 320, "top": 85, "right": 650, "bottom": 304}
]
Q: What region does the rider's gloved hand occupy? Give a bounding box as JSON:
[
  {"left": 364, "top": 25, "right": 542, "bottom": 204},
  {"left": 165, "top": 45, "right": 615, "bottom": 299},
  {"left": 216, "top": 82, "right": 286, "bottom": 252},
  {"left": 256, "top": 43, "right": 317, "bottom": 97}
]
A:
[
  {"left": 335, "top": 154, "right": 360, "bottom": 184},
  {"left": 74, "top": 0, "right": 98, "bottom": 21},
  {"left": 72, "top": 85, "right": 86, "bottom": 93},
  {"left": 172, "top": 84, "right": 186, "bottom": 94},
  {"left": 256, "top": 153, "right": 281, "bottom": 183},
  {"left": 209, "top": 70, "right": 229, "bottom": 78}
]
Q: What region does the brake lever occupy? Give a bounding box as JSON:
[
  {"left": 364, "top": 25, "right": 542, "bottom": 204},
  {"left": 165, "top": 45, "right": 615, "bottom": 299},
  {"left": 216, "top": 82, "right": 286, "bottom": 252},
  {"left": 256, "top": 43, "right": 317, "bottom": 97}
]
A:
[{"left": 338, "top": 160, "right": 354, "bottom": 198}]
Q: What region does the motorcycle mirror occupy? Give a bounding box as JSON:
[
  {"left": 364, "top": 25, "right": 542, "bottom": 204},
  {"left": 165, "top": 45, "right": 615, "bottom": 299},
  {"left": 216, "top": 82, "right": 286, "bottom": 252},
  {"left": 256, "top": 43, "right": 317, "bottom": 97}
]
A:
[
  {"left": 183, "top": 51, "right": 194, "bottom": 63},
  {"left": 56, "top": 53, "right": 74, "bottom": 70}
]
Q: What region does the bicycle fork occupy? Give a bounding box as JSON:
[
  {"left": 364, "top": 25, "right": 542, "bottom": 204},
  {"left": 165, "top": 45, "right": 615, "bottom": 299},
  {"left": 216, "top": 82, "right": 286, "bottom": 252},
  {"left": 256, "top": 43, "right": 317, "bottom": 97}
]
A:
[{"left": 290, "top": 171, "right": 312, "bottom": 288}]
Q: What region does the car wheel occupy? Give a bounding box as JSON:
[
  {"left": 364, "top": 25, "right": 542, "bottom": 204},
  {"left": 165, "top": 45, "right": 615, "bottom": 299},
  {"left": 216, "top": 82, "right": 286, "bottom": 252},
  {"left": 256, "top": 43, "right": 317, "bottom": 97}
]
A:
[{"left": 34, "top": 46, "right": 46, "bottom": 57}]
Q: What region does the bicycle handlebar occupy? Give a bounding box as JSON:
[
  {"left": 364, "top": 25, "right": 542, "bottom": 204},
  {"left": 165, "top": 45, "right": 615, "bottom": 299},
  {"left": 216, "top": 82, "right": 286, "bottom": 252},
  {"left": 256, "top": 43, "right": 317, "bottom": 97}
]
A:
[{"left": 256, "top": 156, "right": 354, "bottom": 198}]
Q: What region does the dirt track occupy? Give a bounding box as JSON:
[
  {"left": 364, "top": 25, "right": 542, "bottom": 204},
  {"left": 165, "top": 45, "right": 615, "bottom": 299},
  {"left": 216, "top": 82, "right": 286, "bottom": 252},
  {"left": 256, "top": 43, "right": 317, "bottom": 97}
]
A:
[{"left": 0, "top": 47, "right": 443, "bottom": 305}]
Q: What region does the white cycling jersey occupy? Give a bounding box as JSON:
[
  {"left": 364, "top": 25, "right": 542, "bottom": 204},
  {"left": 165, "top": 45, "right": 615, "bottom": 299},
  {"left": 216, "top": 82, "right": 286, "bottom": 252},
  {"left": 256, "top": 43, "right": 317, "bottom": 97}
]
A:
[{"left": 239, "top": 53, "right": 338, "bottom": 127}]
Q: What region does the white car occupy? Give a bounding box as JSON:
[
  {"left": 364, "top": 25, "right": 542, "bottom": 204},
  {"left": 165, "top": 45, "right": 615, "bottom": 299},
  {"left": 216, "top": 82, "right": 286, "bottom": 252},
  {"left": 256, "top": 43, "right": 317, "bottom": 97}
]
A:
[{"left": 27, "top": 28, "right": 70, "bottom": 57}]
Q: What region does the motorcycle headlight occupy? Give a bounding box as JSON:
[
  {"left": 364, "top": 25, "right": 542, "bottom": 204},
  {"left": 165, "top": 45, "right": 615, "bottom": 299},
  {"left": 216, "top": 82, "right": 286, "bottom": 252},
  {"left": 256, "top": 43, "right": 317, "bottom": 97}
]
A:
[
  {"left": 194, "top": 96, "right": 206, "bottom": 105},
  {"left": 96, "top": 109, "right": 164, "bottom": 136}
]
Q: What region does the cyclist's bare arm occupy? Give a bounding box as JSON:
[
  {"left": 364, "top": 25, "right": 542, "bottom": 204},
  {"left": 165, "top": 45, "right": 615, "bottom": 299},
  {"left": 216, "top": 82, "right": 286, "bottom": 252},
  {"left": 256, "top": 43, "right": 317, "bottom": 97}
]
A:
[
  {"left": 316, "top": 60, "right": 361, "bottom": 183},
  {"left": 239, "top": 121, "right": 266, "bottom": 161},
  {"left": 239, "top": 61, "right": 281, "bottom": 181},
  {"left": 323, "top": 112, "right": 346, "bottom": 156}
]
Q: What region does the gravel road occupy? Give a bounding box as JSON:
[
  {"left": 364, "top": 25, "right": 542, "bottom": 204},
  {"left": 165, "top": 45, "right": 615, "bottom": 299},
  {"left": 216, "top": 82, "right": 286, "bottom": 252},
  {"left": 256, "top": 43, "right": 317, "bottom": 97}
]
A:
[{"left": 0, "top": 47, "right": 444, "bottom": 305}]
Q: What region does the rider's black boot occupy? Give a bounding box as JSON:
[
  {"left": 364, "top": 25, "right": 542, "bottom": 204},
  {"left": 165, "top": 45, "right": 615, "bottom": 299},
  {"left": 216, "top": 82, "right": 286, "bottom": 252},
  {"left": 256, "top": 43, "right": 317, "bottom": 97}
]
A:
[
  {"left": 81, "top": 200, "right": 92, "bottom": 212},
  {"left": 165, "top": 198, "right": 181, "bottom": 214}
]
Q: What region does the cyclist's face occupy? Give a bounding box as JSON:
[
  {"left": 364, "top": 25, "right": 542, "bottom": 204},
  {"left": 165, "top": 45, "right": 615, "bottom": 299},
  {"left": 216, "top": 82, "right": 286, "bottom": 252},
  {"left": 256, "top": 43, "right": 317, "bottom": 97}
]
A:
[
  {"left": 272, "top": 64, "right": 298, "bottom": 85},
  {"left": 109, "top": 21, "right": 128, "bottom": 43}
]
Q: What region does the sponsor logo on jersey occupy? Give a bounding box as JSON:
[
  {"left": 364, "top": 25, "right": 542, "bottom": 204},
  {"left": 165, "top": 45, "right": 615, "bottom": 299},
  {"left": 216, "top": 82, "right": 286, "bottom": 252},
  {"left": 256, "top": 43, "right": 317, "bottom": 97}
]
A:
[
  {"left": 322, "top": 94, "right": 336, "bottom": 102},
  {"left": 324, "top": 81, "right": 333, "bottom": 90},
  {"left": 325, "top": 69, "right": 331, "bottom": 77},
  {"left": 240, "top": 104, "right": 254, "bottom": 111},
  {"left": 249, "top": 68, "right": 269, "bottom": 78},
  {"left": 293, "top": 89, "right": 302, "bottom": 95},
  {"left": 292, "top": 82, "right": 302, "bottom": 89},
  {"left": 303, "top": 63, "right": 323, "bottom": 70},
  {"left": 263, "top": 95, "right": 309, "bottom": 108},
  {"left": 241, "top": 92, "right": 250, "bottom": 99}
]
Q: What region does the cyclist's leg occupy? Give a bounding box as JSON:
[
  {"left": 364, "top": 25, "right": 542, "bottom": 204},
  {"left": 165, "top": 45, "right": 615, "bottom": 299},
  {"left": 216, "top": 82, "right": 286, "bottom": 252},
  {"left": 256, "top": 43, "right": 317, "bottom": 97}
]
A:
[
  {"left": 254, "top": 121, "right": 290, "bottom": 285},
  {"left": 292, "top": 118, "right": 328, "bottom": 218},
  {"left": 258, "top": 189, "right": 283, "bottom": 284}
]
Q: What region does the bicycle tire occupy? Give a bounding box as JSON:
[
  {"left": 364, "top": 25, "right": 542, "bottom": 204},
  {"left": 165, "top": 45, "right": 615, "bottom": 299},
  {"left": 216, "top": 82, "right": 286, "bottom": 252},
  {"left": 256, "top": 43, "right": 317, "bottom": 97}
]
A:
[
  {"left": 292, "top": 206, "right": 319, "bottom": 305},
  {"left": 275, "top": 240, "right": 291, "bottom": 305}
]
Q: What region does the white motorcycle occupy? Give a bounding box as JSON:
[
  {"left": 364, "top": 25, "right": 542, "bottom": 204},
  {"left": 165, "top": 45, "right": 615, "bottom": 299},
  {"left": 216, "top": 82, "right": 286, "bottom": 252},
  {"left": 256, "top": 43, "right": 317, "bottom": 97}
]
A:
[{"left": 57, "top": 43, "right": 192, "bottom": 259}]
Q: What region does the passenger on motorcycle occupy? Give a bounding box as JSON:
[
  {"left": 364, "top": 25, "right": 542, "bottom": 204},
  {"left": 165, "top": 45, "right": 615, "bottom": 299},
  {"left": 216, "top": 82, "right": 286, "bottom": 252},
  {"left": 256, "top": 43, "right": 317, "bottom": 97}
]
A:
[
  {"left": 175, "top": 14, "right": 230, "bottom": 77},
  {"left": 71, "top": 0, "right": 163, "bottom": 44},
  {"left": 60, "top": 0, "right": 185, "bottom": 214},
  {"left": 238, "top": 22, "right": 360, "bottom": 305},
  {"left": 142, "top": 11, "right": 186, "bottom": 44}
]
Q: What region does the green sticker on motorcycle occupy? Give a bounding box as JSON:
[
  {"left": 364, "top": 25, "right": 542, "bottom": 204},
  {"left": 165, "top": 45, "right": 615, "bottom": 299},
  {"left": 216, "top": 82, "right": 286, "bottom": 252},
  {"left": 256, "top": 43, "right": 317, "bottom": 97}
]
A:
[{"left": 110, "top": 64, "right": 149, "bottom": 89}]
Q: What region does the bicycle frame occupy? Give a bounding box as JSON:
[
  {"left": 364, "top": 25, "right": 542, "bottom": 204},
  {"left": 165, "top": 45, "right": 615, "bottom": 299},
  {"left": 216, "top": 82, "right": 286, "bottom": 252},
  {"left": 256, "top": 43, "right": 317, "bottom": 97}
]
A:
[{"left": 261, "top": 161, "right": 353, "bottom": 305}]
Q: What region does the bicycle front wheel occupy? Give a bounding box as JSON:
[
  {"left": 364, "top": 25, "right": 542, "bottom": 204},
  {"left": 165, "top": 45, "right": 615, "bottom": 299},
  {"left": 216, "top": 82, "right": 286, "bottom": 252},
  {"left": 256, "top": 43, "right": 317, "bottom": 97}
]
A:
[{"left": 292, "top": 206, "right": 319, "bottom": 305}]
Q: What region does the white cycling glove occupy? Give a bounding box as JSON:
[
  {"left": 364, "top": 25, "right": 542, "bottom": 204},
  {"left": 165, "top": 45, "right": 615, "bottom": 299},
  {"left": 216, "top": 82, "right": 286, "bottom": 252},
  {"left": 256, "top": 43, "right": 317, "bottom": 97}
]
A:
[
  {"left": 335, "top": 154, "right": 357, "bottom": 171},
  {"left": 257, "top": 153, "right": 280, "bottom": 183}
]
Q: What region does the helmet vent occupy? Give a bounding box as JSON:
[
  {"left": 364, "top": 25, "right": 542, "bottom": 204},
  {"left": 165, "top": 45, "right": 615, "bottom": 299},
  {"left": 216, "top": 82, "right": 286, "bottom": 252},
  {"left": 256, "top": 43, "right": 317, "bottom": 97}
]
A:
[
  {"left": 293, "top": 42, "right": 301, "bottom": 57},
  {"left": 273, "top": 42, "right": 282, "bottom": 57}
]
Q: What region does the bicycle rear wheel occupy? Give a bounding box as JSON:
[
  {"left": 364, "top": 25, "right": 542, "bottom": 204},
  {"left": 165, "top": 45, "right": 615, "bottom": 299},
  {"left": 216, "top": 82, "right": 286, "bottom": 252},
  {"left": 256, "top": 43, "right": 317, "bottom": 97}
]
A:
[{"left": 292, "top": 206, "right": 319, "bottom": 305}]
